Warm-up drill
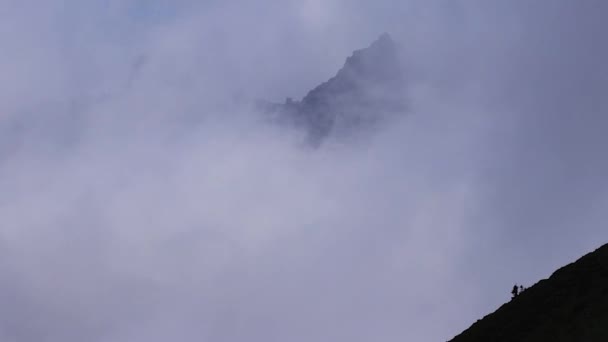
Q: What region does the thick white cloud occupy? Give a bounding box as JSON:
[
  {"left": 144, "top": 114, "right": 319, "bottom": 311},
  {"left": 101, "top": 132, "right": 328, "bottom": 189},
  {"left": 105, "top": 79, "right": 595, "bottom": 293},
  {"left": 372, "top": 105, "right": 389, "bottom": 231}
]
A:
[{"left": 1, "top": 1, "right": 607, "bottom": 341}]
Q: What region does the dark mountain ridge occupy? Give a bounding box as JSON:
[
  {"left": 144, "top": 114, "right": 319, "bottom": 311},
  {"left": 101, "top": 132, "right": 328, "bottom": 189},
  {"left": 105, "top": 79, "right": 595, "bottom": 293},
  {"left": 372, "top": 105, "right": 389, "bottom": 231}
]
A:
[
  {"left": 449, "top": 243, "right": 608, "bottom": 342},
  {"left": 259, "top": 33, "right": 407, "bottom": 146}
]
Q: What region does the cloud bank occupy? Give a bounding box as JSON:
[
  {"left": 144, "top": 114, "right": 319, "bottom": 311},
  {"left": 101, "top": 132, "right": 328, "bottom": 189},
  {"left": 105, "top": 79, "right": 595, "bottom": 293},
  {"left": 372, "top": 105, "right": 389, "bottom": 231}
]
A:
[{"left": 1, "top": 1, "right": 607, "bottom": 341}]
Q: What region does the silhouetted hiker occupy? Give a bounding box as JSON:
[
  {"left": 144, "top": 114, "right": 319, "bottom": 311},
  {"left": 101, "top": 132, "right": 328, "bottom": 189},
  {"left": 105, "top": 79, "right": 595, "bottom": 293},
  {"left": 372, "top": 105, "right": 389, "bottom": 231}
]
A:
[
  {"left": 520, "top": 285, "right": 525, "bottom": 293},
  {"left": 511, "top": 284, "right": 519, "bottom": 298}
]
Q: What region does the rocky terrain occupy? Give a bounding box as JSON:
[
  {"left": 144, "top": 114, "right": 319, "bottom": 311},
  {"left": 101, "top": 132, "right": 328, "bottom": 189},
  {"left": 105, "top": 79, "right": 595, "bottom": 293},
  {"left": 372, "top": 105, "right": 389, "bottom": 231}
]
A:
[{"left": 449, "top": 243, "right": 608, "bottom": 342}]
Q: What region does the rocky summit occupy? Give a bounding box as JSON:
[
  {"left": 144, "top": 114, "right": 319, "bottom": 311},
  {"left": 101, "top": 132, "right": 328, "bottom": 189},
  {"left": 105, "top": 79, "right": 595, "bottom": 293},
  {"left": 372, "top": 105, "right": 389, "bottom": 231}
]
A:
[{"left": 259, "top": 33, "right": 407, "bottom": 146}]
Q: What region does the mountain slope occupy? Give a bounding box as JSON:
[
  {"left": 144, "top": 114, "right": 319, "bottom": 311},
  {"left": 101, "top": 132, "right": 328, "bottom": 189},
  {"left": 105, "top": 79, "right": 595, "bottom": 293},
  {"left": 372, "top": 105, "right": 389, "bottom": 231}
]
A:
[
  {"left": 449, "top": 243, "right": 608, "bottom": 342},
  {"left": 259, "top": 33, "right": 406, "bottom": 146}
]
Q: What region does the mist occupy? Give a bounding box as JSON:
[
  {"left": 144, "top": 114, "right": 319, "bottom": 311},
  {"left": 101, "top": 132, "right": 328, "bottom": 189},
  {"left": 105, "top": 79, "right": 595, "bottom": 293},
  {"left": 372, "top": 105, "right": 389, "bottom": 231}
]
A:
[{"left": 1, "top": 1, "right": 607, "bottom": 341}]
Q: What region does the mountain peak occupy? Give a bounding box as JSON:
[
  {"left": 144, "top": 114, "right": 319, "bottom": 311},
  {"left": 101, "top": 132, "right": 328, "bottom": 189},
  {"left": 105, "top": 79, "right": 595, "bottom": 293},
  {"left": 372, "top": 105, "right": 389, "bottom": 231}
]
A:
[
  {"left": 370, "top": 32, "right": 395, "bottom": 52},
  {"left": 260, "top": 33, "right": 406, "bottom": 146},
  {"left": 337, "top": 33, "right": 402, "bottom": 85}
]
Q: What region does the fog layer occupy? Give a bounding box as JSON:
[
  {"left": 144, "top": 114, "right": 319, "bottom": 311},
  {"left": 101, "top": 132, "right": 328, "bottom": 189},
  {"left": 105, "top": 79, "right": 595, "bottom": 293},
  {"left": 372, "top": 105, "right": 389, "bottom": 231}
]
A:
[{"left": 1, "top": 1, "right": 607, "bottom": 341}]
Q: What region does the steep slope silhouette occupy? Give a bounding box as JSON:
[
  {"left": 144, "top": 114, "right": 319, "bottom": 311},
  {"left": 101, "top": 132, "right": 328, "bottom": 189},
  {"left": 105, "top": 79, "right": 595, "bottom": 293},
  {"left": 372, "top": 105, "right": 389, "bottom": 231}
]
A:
[{"left": 449, "top": 243, "right": 608, "bottom": 342}]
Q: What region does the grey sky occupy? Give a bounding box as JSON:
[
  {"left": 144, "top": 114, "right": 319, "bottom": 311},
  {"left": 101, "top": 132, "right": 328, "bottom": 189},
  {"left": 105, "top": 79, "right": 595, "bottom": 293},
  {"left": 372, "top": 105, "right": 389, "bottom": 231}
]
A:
[{"left": 1, "top": 1, "right": 607, "bottom": 341}]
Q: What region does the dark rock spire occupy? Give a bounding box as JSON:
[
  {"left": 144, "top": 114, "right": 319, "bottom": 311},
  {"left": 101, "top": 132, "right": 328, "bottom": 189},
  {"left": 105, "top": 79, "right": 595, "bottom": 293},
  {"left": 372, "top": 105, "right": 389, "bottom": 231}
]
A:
[{"left": 261, "top": 33, "right": 407, "bottom": 146}]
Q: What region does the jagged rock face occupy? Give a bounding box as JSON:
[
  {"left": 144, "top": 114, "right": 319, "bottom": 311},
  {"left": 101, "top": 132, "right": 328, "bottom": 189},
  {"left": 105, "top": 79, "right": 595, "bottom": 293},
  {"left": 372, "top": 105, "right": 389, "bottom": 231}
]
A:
[{"left": 262, "top": 33, "right": 406, "bottom": 146}]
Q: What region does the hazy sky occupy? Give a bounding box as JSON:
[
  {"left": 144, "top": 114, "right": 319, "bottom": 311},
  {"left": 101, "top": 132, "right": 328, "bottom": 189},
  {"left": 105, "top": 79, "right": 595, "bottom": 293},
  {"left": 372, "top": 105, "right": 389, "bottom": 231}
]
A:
[{"left": 1, "top": 1, "right": 607, "bottom": 341}]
